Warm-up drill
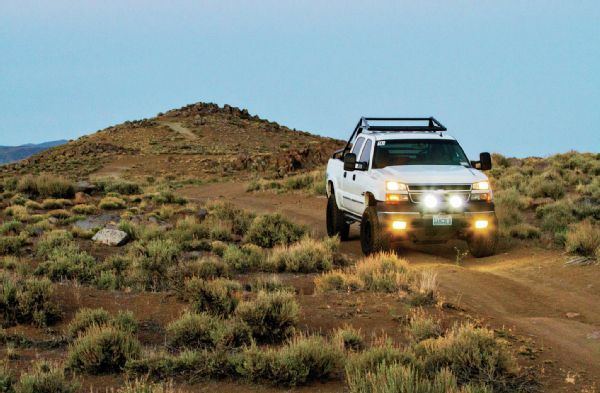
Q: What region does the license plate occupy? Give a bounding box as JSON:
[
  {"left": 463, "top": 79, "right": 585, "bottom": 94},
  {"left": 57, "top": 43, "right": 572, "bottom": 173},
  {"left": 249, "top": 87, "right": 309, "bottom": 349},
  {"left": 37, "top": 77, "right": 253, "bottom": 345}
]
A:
[{"left": 433, "top": 215, "right": 452, "bottom": 226}]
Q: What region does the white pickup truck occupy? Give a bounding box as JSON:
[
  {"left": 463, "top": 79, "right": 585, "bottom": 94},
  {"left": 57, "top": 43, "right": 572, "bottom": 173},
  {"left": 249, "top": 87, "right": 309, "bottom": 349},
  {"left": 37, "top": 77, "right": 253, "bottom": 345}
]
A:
[{"left": 326, "top": 117, "right": 497, "bottom": 257}]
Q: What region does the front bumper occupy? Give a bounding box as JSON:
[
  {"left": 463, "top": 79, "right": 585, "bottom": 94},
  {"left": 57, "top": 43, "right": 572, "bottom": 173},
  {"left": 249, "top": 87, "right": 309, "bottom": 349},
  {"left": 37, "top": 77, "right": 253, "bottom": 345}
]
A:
[{"left": 376, "top": 201, "right": 497, "bottom": 243}]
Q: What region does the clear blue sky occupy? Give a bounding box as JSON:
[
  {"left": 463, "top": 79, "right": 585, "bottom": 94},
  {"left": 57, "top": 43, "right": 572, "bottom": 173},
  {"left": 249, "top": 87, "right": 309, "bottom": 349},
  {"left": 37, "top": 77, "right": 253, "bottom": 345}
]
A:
[{"left": 1, "top": 1, "right": 599, "bottom": 158}]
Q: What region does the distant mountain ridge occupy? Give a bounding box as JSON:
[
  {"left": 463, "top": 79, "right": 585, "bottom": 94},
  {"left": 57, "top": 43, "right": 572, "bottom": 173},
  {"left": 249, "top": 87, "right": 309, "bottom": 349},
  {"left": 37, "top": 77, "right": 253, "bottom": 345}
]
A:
[{"left": 0, "top": 140, "right": 67, "bottom": 164}]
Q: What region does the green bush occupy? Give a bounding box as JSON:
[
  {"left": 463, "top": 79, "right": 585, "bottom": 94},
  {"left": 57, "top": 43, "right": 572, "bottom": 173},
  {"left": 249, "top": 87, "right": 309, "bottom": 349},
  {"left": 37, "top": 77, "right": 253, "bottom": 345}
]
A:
[
  {"left": 333, "top": 325, "right": 365, "bottom": 351},
  {"left": 71, "top": 204, "right": 97, "bottom": 215},
  {"left": 407, "top": 309, "right": 442, "bottom": 342},
  {"left": 35, "top": 230, "right": 74, "bottom": 258},
  {"left": 527, "top": 175, "right": 565, "bottom": 200},
  {"left": 245, "top": 214, "right": 305, "bottom": 248},
  {"left": 66, "top": 325, "right": 141, "bottom": 374},
  {"left": 35, "top": 243, "right": 97, "bottom": 283},
  {"left": 131, "top": 239, "right": 181, "bottom": 291},
  {"left": 413, "top": 323, "right": 518, "bottom": 390},
  {"left": 0, "top": 275, "right": 60, "bottom": 327},
  {"left": 67, "top": 308, "right": 137, "bottom": 338},
  {"left": 4, "top": 205, "right": 29, "bottom": 222},
  {"left": 97, "top": 179, "right": 142, "bottom": 195},
  {"left": 0, "top": 235, "right": 26, "bottom": 256},
  {"left": 235, "top": 290, "right": 299, "bottom": 343},
  {"left": 565, "top": 221, "right": 600, "bottom": 256},
  {"left": 167, "top": 257, "right": 229, "bottom": 287},
  {"left": 0, "top": 220, "right": 23, "bottom": 236},
  {"left": 0, "top": 361, "right": 15, "bottom": 393},
  {"left": 183, "top": 278, "right": 241, "bottom": 317},
  {"left": 268, "top": 237, "right": 339, "bottom": 273},
  {"left": 116, "top": 379, "right": 177, "bottom": 393},
  {"left": 166, "top": 312, "right": 224, "bottom": 350},
  {"left": 17, "top": 361, "right": 80, "bottom": 393},
  {"left": 222, "top": 244, "right": 263, "bottom": 272},
  {"left": 509, "top": 224, "right": 541, "bottom": 240},
  {"left": 17, "top": 175, "right": 75, "bottom": 199},
  {"left": 356, "top": 252, "right": 413, "bottom": 292},
  {"left": 99, "top": 196, "right": 126, "bottom": 210},
  {"left": 234, "top": 334, "right": 343, "bottom": 387},
  {"left": 41, "top": 199, "right": 72, "bottom": 210}
]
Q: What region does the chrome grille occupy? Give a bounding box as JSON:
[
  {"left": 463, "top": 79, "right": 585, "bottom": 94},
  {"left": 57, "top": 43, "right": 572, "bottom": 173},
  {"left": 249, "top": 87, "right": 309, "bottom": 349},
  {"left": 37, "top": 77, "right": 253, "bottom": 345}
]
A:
[{"left": 407, "top": 184, "right": 471, "bottom": 204}]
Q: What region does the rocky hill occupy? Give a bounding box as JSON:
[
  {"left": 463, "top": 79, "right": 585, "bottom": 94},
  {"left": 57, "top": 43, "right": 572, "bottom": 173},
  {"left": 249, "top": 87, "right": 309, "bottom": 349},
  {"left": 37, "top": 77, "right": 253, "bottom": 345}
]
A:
[
  {"left": 1, "top": 103, "right": 343, "bottom": 181},
  {"left": 0, "top": 140, "right": 67, "bottom": 165}
]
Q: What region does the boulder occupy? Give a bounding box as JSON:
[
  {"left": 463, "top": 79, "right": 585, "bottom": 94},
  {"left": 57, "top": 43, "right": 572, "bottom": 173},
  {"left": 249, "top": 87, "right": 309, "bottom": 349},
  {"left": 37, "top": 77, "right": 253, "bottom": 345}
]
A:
[
  {"left": 73, "top": 214, "right": 119, "bottom": 231},
  {"left": 198, "top": 208, "right": 208, "bottom": 220},
  {"left": 92, "top": 228, "right": 129, "bottom": 246},
  {"left": 75, "top": 181, "right": 96, "bottom": 193}
]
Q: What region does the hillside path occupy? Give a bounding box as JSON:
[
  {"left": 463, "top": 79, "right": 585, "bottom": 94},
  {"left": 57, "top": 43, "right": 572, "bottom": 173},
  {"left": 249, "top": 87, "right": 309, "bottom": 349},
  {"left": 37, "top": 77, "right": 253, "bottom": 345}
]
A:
[
  {"left": 158, "top": 120, "right": 198, "bottom": 140},
  {"left": 180, "top": 181, "right": 600, "bottom": 391}
]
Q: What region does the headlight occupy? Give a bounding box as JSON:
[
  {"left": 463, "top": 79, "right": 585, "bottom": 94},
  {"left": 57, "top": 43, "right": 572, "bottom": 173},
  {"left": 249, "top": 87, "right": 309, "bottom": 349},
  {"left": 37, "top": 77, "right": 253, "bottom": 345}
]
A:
[
  {"left": 472, "top": 181, "right": 490, "bottom": 190},
  {"left": 386, "top": 181, "right": 406, "bottom": 191},
  {"left": 423, "top": 194, "right": 439, "bottom": 209}
]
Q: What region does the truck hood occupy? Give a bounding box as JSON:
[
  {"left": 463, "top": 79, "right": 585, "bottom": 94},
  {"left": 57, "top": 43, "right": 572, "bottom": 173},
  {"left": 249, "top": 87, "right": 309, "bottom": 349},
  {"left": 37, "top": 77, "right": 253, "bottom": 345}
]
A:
[{"left": 375, "top": 165, "right": 487, "bottom": 184}]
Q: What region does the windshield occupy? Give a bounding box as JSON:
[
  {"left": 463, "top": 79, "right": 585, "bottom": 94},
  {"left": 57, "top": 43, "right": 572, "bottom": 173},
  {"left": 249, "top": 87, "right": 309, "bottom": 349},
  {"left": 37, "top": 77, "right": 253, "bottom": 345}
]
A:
[{"left": 372, "top": 139, "right": 470, "bottom": 168}]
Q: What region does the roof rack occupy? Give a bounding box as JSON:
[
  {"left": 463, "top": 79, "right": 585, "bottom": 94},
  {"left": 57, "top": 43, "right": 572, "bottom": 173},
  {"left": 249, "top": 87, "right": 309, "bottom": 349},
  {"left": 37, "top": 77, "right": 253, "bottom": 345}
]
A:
[{"left": 340, "top": 117, "right": 447, "bottom": 157}]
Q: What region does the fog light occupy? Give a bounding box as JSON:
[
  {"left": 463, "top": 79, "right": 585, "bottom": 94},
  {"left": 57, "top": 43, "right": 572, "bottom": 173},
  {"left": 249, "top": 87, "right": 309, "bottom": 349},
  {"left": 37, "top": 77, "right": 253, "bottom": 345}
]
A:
[
  {"left": 449, "top": 195, "right": 463, "bottom": 209},
  {"left": 386, "top": 193, "right": 408, "bottom": 204},
  {"left": 392, "top": 221, "right": 407, "bottom": 230},
  {"left": 424, "top": 194, "right": 438, "bottom": 209},
  {"left": 475, "top": 220, "right": 488, "bottom": 229}
]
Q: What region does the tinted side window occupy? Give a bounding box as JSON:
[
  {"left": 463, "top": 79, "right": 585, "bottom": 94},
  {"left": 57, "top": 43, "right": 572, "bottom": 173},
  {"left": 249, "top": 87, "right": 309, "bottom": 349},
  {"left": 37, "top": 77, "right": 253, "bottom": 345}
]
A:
[
  {"left": 360, "top": 139, "right": 373, "bottom": 165},
  {"left": 351, "top": 138, "right": 364, "bottom": 155}
]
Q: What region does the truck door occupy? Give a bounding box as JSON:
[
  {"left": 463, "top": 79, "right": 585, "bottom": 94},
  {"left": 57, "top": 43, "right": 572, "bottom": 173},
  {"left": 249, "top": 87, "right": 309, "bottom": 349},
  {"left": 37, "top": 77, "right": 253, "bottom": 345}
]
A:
[
  {"left": 339, "top": 137, "right": 364, "bottom": 210},
  {"left": 343, "top": 138, "right": 373, "bottom": 215}
]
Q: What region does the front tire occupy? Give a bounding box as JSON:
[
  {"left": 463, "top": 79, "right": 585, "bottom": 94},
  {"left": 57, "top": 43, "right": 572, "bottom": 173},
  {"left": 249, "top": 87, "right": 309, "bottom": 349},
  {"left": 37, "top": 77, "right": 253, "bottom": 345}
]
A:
[
  {"left": 360, "top": 207, "right": 391, "bottom": 255},
  {"left": 326, "top": 192, "right": 349, "bottom": 241},
  {"left": 467, "top": 232, "right": 498, "bottom": 258}
]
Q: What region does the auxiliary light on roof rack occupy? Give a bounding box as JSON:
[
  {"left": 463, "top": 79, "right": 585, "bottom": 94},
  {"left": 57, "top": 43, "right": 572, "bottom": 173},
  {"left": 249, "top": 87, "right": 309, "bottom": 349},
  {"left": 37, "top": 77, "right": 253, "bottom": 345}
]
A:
[{"left": 340, "top": 116, "right": 447, "bottom": 157}]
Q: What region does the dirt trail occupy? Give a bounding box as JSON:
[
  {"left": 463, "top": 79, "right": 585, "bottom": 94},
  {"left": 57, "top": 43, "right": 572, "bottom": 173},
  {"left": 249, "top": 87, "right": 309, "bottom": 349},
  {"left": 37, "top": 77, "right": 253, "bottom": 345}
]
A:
[
  {"left": 181, "top": 181, "right": 600, "bottom": 390},
  {"left": 158, "top": 120, "right": 198, "bottom": 140}
]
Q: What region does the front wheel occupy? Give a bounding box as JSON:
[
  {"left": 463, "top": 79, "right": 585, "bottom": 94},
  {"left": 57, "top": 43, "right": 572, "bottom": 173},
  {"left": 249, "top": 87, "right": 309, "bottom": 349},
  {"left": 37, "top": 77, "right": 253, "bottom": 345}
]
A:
[
  {"left": 467, "top": 232, "right": 498, "bottom": 258},
  {"left": 326, "top": 192, "right": 350, "bottom": 241},
  {"left": 360, "top": 207, "right": 391, "bottom": 255}
]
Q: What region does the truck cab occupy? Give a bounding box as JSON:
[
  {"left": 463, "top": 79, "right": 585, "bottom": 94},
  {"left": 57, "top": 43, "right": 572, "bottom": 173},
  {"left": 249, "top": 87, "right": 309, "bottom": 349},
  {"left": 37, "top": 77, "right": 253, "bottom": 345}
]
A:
[{"left": 326, "top": 117, "right": 497, "bottom": 257}]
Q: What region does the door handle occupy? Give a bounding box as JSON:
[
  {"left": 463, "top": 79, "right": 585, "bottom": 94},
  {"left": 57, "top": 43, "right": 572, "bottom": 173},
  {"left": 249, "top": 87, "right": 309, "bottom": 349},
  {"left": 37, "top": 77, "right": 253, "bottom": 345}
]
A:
[
  {"left": 352, "top": 174, "right": 356, "bottom": 181},
  {"left": 343, "top": 172, "right": 347, "bottom": 178}
]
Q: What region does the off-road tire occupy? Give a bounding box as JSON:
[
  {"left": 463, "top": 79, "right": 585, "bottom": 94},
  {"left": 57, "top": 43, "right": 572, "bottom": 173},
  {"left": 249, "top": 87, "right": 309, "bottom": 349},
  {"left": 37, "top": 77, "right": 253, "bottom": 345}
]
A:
[
  {"left": 326, "top": 193, "right": 350, "bottom": 241},
  {"left": 468, "top": 232, "right": 498, "bottom": 258},
  {"left": 360, "top": 206, "right": 391, "bottom": 255}
]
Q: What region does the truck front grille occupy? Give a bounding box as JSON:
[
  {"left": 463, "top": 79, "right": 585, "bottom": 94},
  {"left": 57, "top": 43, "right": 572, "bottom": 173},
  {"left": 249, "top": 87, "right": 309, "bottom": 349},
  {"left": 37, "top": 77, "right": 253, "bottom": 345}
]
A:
[
  {"left": 407, "top": 184, "right": 471, "bottom": 191},
  {"left": 407, "top": 184, "right": 471, "bottom": 204}
]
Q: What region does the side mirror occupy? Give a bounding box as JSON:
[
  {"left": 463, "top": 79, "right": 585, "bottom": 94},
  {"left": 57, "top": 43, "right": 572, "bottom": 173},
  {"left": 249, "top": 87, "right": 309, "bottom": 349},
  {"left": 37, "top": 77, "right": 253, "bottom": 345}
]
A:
[
  {"left": 479, "top": 152, "right": 492, "bottom": 170},
  {"left": 470, "top": 152, "right": 492, "bottom": 170},
  {"left": 344, "top": 153, "right": 357, "bottom": 171}
]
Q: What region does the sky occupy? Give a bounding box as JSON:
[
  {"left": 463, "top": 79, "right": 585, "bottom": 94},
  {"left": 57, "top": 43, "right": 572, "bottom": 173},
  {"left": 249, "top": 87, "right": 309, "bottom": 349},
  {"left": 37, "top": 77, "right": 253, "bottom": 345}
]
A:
[{"left": 1, "top": 1, "right": 599, "bottom": 158}]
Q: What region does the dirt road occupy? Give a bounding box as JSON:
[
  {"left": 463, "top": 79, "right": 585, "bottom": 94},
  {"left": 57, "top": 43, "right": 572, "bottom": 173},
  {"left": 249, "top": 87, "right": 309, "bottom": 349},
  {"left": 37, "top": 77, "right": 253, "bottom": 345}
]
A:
[{"left": 181, "top": 181, "right": 600, "bottom": 392}]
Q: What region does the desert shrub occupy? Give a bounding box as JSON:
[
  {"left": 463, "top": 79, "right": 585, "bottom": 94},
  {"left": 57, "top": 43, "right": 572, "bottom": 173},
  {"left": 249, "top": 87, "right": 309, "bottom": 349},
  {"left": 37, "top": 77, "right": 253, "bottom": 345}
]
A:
[
  {"left": 314, "top": 271, "right": 362, "bottom": 292},
  {"left": 0, "top": 275, "right": 60, "bottom": 327},
  {"left": 245, "top": 276, "right": 293, "bottom": 293},
  {"left": 0, "top": 235, "right": 26, "bottom": 256},
  {"left": 17, "top": 175, "right": 75, "bottom": 199},
  {"left": 168, "top": 257, "right": 229, "bottom": 286},
  {"left": 346, "top": 363, "right": 490, "bottom": 393},
  {"left": 234, "top": 334, "right": 343, "bottom": 387},
  {"left": 35, "top": 243, "right": 97, "bottom": 283},
  {"left": 66, "top": 325, "right": 141, "bottom": 374},
  {"left": 208, "top": 220, "right": 232, "bottom": 242},
  {"left": 95, "top": 255, "right": 131, "bottom": 290},
  {"left": 210, "top": 240, "right": 227, "bottom": 256},
  {"left": 66, "top": 308, "right": 136, "bottom": 338},
  {"left": 356, "top": 252, "right": 413, "bottom": 292},
  {"left": 47, "top": 209, "right": 71, "bottom": 219},
  {"left": 407, "top": 309, "right": 442, "bottom": 342},
  {"left": 527, "top": 174, "right": 565, "bottom": 200},
  {"left": 130, "top": 239, "right": 181, "bottom": 291},
  {"left": 4, "top": 205, "right": 29, "bottom": 222},
  {"left": 0, "top": 220, "right": 23, "bottom": 236},
  {"left": 41, "top": 199, "right": 72, "bottom": 210},
  {"left": 565, "top": 221, "right": 600, "bottom": 256},
  {"left": 235, "top": 290, "right": 299, "bottom": 343},
  {"left": 509, "top": 224, "right": 540, "bottom": 240},
  {"left": 268, "top": 237, "right": 340, "bottom": 273},
  {"left": 345, "top": 342, "right": 416, "bottom": 391},
  {"left": 245, "top": 214, "right": 305, "bottom": 248},
  {"left": 222, "top": 244, "right": 263, "bottom": 272},
  {"left": 35, "top": 230, "right": 73, "bottom": 257},
  {"left": 407, "top": 271, "right": 438, "bottom": 307},
  {"left": 24, "top": 200, "right": 43, "bottom": 210},
  {"left": 536, "top": 200, "right": 576, "bottom": 243},
  {"left": 333, "top": 325, "right": 364, "bottom": 351},
  {"left": 99, "top": 196, "right": 126, "bottom": 210},
  {"left": 71, "top": 204, "right": 97, "bottom": 215},
  {"left": 96, "top": 179, "right": 142, "bottom": 195},
  {"left": 166, "top": 312, "right": 223, "bottom": 350},
  {"left": 183, "top": 278, "right": 241, "bottom": 317},
  {"left": 150, "top": 190, "right": 186, "bottom": 205},
  {"left": 413, "top": 323, "right": 519, "bottom": 390},
  {"left": 0, "top": 361, "right": 15, "bottom": 393},
  {"left": 168, "top": 216, "right": 209, "bottom": 249},
  {"left": 116, "top": 379, "right": 178, "bottom": 393},
  {"left": 17, "top": 361, "right": 80, "bottom": 393}
]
